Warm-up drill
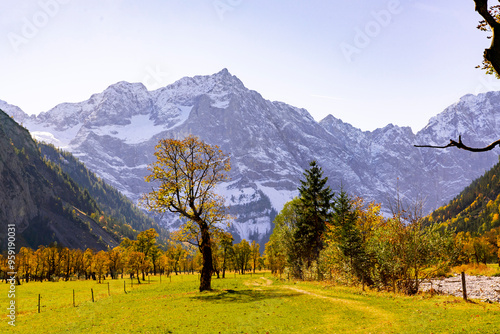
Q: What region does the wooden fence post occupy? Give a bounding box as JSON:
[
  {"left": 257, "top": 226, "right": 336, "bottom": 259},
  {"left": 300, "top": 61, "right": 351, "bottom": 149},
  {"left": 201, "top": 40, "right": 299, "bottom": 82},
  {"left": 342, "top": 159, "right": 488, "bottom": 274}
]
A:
[
  {"left": 38, "top": 294, "right": 41, "bottom": 313},
  {"left": 108, "top": 282, "right": 110, "bottom": 296},
  {"left": 91, "top": 288, "right": 94, "bottom": 302},
  {"left": 461, "top": 272, "right": 467, "bottom": 301},
  {"left": 73, "top": 289, "right": 75, "bottom": 307},
  {"left": 124, "top": 281, "right": 127, "bottom": 294}
]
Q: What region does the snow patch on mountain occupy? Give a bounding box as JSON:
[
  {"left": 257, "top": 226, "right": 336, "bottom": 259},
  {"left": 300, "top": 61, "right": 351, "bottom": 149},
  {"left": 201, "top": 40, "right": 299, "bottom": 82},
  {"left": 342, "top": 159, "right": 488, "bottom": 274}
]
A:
[
  {"left": 211, "top": 99, "right": 230, "bottom": 109},
  {"left": 256, "top": 182, "right": 297, "bottom": 211},
  {"left": 91, "top": 114, "right": 164, "bottom": 144},
  {"left": 232, "top": 216, "right": 272, "bottom": 241},
  {"left": 26, "top": 122, "right": 83, "bottom": 148},
  {"left": 220, "top": 183, "right": 261, "bottom": 207},
  {"left": 30, "top": 131, "right": 59, "bottom": 144}
]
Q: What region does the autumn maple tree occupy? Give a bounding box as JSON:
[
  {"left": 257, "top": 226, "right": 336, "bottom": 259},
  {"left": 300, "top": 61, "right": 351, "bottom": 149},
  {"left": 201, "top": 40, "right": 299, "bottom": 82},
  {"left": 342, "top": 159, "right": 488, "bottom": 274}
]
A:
[{"left": 142, "top": 135, "right": 231, "bottom": 291}]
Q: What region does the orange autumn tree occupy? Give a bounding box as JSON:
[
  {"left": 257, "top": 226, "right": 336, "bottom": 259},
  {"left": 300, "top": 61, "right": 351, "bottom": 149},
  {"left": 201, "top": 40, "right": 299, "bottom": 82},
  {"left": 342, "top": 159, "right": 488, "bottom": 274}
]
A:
[{"left": 143, "top": 135, "right": 231, "bottom": 291}]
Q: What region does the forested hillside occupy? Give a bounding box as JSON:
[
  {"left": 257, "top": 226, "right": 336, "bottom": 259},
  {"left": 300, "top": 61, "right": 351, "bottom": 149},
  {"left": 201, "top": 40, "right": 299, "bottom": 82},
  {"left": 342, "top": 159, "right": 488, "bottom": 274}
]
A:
[
  {"left": 38, "top": 142, "right": 168, "bottom": 244},
  {"left": 424, "top": 156, "right": 500, "bottom": 235},
  {"left": 0, "top": 110, "right": 161, "bottom": 250}
]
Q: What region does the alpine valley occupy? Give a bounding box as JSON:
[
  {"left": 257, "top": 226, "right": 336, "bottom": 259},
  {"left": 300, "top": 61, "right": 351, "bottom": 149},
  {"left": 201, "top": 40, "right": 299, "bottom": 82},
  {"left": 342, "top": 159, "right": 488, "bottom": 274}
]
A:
[{"left": 4, "top": 69, "right": 500, "bottom": 245}]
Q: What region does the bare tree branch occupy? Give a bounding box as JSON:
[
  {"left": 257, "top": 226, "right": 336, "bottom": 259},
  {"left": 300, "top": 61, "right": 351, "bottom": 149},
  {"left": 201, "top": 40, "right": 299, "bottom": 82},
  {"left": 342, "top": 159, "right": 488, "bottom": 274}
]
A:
[{"left": 414, "top": 135, "right": 500, "bottom": 152}]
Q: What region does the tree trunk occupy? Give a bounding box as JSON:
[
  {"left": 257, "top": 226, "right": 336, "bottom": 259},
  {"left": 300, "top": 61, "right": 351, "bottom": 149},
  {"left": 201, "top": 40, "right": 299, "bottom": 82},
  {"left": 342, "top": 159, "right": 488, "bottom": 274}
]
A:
[
  {"left": 222, "top": 250, "right": 226, "bottom": 279},
  {"left": 475, "top": 0, "right": 500, "bottom": 76},
  {"left": 199, "top": 222, "right": 213, "bottom": 292}
]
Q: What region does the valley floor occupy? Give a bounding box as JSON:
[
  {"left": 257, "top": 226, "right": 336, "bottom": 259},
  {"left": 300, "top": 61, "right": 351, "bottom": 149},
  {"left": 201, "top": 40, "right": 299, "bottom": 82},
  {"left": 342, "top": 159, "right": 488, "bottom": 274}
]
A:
[{"left": 1, "top": 272, "right": 500, "bottom": 333}]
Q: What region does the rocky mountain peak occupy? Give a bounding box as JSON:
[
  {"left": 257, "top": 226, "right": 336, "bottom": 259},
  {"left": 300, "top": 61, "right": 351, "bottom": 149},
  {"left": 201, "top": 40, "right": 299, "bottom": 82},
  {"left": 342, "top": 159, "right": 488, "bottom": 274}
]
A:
[
  {"left": 105, "top": 81, "right": 148, "bottom": 94},
  {"left": 417, "top": 91, "right": 500, "bottom": 147},
  {"left": 0, "top": 99, "right": 30, "bottom": 123},
  {"left": 154, "top": 68, "right": 247, "bottom": 104}
]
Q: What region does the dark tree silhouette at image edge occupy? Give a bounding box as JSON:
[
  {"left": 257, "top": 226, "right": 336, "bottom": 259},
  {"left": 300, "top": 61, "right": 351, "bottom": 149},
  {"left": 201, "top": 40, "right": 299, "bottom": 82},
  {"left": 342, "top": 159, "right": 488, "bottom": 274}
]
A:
[{"left": 475, "top": 0, "right": 500, "bottom": 75}]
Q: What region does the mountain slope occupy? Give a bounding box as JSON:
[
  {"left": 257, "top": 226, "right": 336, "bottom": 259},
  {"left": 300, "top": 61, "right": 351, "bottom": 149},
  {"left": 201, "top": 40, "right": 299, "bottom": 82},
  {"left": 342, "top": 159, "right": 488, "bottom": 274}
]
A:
[
  {"left": 38, "top": 142, "right": 169, "bottom": 244},
  {"left": 0, "top": 110, "right": 122, "bottom": 250},
  {"left": 414, "top": 92, "right": 500, "bottom": 210},
  {"left": 423, "top": 156, "right": 500, "bottom": 235},
  {"left": 5, "top": 69, "right": 500, "bottom": 246}
]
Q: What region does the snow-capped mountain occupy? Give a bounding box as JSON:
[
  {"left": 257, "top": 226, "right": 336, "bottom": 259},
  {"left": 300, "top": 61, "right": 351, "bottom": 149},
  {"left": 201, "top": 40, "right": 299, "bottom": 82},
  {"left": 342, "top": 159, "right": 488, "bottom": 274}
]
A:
[{"left": 4, "top": 69, "right": 500, "bottom": 245}]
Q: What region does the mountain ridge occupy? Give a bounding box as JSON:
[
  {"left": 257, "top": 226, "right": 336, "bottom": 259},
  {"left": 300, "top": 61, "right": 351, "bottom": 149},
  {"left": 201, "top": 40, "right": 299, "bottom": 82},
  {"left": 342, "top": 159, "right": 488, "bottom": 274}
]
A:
[{"left": 4, "top": 69, "right": 500, "bottom": 245}]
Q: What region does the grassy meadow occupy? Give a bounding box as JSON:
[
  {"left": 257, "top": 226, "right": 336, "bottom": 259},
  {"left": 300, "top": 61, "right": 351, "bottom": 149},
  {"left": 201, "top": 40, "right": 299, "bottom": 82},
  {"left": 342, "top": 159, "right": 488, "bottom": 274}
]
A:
[{"left": 1, "top": 272, "right": 499, "bottom": 333}]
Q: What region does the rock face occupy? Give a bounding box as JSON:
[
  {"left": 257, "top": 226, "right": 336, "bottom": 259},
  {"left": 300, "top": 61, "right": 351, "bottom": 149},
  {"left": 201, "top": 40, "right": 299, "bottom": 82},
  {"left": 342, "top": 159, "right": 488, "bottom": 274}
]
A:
[
  {"left": 0, "top": 110, "right": 119, "bottom": 250},
  {"left": 4, "top": 69, "right": 500, "bottom": 245},
  {"left": 0, "top": 111, "right": 41, "bottom": 234}
]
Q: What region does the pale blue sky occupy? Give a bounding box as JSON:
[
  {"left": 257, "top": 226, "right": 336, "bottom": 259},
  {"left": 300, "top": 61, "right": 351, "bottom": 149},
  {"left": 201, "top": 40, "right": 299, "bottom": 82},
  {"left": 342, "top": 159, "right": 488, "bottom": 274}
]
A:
[{"left": 0, "top": 0, "right": 495, "bottom": 131}]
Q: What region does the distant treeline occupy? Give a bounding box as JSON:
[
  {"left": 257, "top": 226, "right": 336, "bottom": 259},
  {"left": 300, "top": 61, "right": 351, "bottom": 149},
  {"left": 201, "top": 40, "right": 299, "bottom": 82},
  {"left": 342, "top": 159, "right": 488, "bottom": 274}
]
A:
[{"left": 1, "top": 229, "right": 264, "bottom": 284}]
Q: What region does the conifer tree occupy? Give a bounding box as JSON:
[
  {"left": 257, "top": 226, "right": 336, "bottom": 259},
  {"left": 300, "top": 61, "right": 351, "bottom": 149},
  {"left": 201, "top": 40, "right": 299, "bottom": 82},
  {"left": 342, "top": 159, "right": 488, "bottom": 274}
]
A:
[
  {"left": 333, "top": 189, "right": 369, "bottom": 285},
  {"left": 293, "top": 161, "right": 334, "bottom": 274}
]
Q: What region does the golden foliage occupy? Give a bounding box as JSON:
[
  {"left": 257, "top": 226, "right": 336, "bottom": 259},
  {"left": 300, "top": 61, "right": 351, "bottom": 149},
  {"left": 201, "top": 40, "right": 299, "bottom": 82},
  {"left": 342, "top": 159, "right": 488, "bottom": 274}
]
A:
[{"left": 142, "top": 135, "right": 232, "bottom": 248}]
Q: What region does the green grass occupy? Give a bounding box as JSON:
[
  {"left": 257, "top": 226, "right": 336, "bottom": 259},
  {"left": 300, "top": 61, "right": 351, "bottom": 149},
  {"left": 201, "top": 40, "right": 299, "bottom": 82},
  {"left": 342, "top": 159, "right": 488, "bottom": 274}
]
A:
[{"left": 1, "top": 272, "right": 499, "bottom": 333}]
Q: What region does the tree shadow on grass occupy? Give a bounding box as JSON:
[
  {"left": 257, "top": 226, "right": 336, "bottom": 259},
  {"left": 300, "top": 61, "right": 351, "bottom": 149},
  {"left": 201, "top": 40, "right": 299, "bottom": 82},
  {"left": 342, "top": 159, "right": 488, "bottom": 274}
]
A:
[{"left": 191, "top": 288, "right": 302, "bottom": 304}]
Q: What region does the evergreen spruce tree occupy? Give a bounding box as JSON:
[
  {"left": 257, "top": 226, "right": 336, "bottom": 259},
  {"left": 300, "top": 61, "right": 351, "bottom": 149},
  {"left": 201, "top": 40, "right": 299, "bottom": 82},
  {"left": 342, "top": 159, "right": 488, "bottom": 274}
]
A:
[
  {"left": 333, "top": 188, "right": 371, "bottom": 286},
  {"left": 293, "top": 161, "right": 334, "bottom": 276}
]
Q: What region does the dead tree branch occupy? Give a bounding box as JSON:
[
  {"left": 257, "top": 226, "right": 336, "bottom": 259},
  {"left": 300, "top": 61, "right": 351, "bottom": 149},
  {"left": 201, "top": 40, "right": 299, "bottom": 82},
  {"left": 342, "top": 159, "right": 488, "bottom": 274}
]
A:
[{"left": 414, "top": 135, "right": 500, "bottom": 152}]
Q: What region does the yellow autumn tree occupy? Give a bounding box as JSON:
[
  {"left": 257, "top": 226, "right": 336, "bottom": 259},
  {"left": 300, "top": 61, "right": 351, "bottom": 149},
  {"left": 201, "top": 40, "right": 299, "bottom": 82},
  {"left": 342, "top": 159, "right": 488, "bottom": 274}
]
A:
[
  {"left": 94, "top": 251, "right": 110, "bottom": 284},
  {"left": 142, "top": 135, "right": 231, "bottom": 291},
  {"left": 498, "top": 234, "right": 500, "bottom": 261}
]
